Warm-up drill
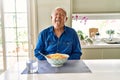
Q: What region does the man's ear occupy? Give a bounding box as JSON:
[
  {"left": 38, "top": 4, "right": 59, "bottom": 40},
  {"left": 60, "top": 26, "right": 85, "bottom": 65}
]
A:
[
  {"left": 51, "top": 16, "right": 52, "bottom": 19},
  {"left": 64, "top": 17, "right": 68, "bottom": 22}
]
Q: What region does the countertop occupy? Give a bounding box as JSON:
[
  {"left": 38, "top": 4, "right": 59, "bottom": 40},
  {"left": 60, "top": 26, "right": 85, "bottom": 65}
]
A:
[
  {"left": 0, "top": 59, "right": 120, "bottom": 80},
  {"left": 81, "top": 40, "right": 120, "bottom": 48},
  {"left": 81, "top": 43, "right": 120, "bottom": 48}
]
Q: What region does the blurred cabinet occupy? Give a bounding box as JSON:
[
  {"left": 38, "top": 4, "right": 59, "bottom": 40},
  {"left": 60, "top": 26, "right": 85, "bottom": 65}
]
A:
[
  {"left": 81, "top": 48, "right": 120, "bottom": 59},
  {"left": 73, "top": 0, "right": 120, "bottom": 13},
  {"left": 81, "top": 48, "right": 102, "bottom": 59},
  {"left": 102, "top": 48, "right": 120, "bottom": 59}
]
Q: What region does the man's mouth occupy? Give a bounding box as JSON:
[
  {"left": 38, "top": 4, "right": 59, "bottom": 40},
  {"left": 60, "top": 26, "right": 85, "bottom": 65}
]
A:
[{"left": 56, "top": 19, "right": 60, "bottom": 22}]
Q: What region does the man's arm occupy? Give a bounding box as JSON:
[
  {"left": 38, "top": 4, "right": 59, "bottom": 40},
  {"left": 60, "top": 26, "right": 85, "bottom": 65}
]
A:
[
  {"left": 34, "top": 32, "right": 46, "bottom": 60},
  {"left": 69, "top": 31, "right": 82, "bottom": 60}
]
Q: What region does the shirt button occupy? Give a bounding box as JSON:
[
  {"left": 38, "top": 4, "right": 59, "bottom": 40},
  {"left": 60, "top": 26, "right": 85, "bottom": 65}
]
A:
[{"left": 56, "top": 50, "right": 59, "bottom": 53}]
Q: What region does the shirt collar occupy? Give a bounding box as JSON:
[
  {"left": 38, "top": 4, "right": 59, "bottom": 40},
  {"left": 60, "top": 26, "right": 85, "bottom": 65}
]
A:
[{"left": 49, "top": 25, "right": 67, "bottom": 33}]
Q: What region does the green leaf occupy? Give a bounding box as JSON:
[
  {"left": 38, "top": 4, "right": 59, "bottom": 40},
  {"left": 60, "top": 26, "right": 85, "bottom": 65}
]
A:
[{"left": 106, "top": 29, "right": 115, "bottom": 34}]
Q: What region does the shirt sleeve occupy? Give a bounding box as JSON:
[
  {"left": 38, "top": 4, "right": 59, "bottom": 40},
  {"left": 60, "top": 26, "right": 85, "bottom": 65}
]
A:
[
  {"left": 34, "top": 32, "right": 46, "bottom": 60},
  {"left": 68, "top": 30, "right": 82, "bottom": 60}
]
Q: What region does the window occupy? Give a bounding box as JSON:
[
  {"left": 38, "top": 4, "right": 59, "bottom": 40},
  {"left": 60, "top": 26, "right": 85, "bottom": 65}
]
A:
[
  {"left": 0, "top": 0, "right": 29, "bottom": 71},
  {"left": 72, "top": 13, "right": 120, "bottom": 39}
]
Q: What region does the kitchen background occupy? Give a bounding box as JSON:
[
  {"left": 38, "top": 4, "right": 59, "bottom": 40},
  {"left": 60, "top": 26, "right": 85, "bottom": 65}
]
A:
[{"left": 0, "top": 0, "right": 120, "bottom": 74}]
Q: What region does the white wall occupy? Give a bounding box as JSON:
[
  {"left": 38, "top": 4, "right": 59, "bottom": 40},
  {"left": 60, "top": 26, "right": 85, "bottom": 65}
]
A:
[{"left": 37, "top": 0, "right": 72, "bottom": 32}]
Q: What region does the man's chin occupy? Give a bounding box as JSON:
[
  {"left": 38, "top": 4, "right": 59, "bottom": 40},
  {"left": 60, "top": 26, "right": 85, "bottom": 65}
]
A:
[{"left": 54, "top": 25, "right": 61, "bottom": 29}]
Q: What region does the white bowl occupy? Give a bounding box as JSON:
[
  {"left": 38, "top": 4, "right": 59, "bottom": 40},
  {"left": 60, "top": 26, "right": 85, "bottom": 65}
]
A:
[{"left": 46, "top": 53, "right": 69, "bottom": 67}]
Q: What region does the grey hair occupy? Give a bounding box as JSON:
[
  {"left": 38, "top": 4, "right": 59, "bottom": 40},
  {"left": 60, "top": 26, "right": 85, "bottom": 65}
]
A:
[{"left": 51, "top": 7, "right": 67, "bottom": 16}]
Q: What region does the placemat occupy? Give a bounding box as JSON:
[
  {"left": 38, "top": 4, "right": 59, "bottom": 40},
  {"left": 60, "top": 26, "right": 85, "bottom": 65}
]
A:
[{"left": 21, "top": 60, "right": 91, "bottom": 74}]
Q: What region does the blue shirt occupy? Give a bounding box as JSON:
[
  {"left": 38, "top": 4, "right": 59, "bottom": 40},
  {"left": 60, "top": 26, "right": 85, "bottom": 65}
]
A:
[{"left": 34, "top": 26, "right": 82, "bottom": 60}]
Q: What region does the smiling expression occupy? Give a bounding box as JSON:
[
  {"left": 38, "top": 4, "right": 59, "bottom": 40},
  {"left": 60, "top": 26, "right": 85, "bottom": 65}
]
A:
[{"left": 51, "top": 8, "right": 68, "bottom": 29}]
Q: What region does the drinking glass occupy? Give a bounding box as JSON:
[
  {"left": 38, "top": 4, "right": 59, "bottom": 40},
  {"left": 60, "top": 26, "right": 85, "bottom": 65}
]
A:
[{"left": 26, "top": 60, "right": 38, "bottom": 73}]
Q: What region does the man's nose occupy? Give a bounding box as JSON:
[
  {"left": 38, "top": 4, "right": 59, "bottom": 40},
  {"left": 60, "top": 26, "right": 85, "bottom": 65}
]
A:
[{"left": 56, "top": 14, "right": 60, "bottom": 18}]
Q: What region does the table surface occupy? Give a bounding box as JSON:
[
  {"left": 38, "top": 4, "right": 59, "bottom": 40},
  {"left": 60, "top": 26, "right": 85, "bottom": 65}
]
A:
[
  {"left": 22, "top": 60, "right": 91, "bottom": 74},
  {"left": 0, "top": 59, "right": 120, "bottom": 80}
]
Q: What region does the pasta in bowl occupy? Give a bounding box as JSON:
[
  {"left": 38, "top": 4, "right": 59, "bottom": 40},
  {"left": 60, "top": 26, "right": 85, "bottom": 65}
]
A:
[{"left": 46, "top": 53, "right": 69, "bottom": 67}]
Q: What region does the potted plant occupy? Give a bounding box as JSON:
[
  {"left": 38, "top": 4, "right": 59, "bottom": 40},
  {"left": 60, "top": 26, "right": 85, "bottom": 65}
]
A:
[
  {"left": 77, "top": 30, "right": 93, "bottom": 45},
  {"left": 106, "top": 29, "right": 115, "bottom": 41}
]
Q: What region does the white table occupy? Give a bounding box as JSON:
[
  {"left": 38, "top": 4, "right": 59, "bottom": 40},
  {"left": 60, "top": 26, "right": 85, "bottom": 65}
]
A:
[{"left": 0, "top": 59, "right": 120, "bottom": 80}]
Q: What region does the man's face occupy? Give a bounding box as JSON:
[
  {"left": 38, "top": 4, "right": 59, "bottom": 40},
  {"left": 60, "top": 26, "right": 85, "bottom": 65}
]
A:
[{"left": 51, "top": 8, "right": 67, "bottom": 29}]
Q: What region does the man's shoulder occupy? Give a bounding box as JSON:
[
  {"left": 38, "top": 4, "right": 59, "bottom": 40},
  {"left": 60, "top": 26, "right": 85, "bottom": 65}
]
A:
[
  {"left": 65, "top": 26, "right": 76, "bottom": 32},
  {"left": 41, "top": 26, "right": 53, "bottom": 33}
]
